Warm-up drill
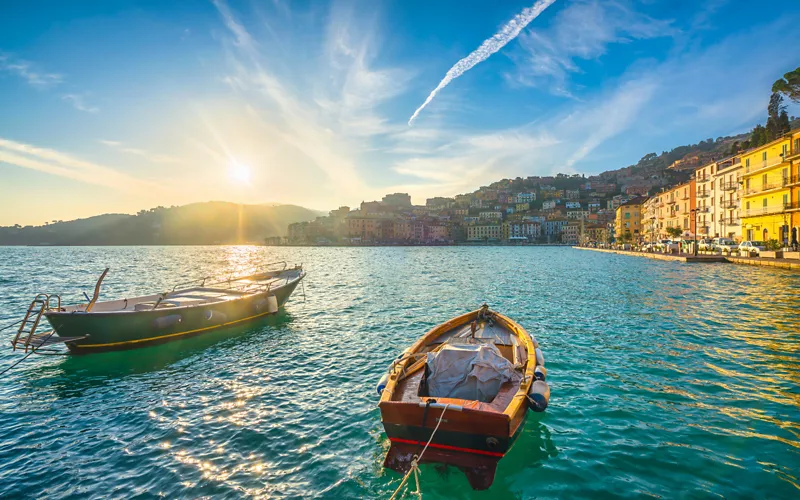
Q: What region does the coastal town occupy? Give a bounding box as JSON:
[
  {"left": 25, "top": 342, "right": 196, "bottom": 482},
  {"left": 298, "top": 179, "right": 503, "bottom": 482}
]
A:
[{"left": 287, "top": 128, "right": 800, "bottom": 249}]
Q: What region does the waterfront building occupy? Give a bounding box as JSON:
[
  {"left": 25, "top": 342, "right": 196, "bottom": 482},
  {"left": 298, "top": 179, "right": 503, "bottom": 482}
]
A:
[
  {"left": 789, "top": 131, "right": 800, "bottom": 243},
  {"left": 614, "top": 198, "right": 645, "bottom": 241},
  {"left": 347, "top": 216, "right": 394, "bottom": 241},
  {"left": 740, "top": 130, "right": 799, "bottom": 243},
  {"left": 642, "top": 196, "right": 658, "bottom": 242},
  {"left": 710, "top": 156, "right": 743, "bottom": 240},
  {"left": 663, "top": 180, "right": 696, "bottom": 237},
  {"left": 393, "top": 220, "right": 413, "bottom": 241},
  {"left": 543, "top": 219, "right": 569, "bottom": 239},
  {"left": 562, "top": 222, "right": 580, "bottom": 244},
  {"left": 502, "top": 221, "right": 541, "bottom": 241},
  {"left": 467, "top": 224, "right": 501, "bottom": 241}
]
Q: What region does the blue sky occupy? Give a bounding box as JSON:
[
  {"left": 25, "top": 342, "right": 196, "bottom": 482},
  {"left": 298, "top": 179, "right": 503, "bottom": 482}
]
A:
[{"left": 1, "top": 0, "right": 799, "bottom": 225}]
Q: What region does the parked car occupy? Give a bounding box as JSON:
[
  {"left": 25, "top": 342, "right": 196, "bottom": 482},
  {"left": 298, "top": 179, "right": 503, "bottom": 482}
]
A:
[
  {"left": 738, "top": 241, "right": 766, "bottom": 256},
  {"left": 713, "top": 238, "right": 737, "bottom": 254},
  {"left": 697, "top": 239, "right": 714, "bottom": 251}
]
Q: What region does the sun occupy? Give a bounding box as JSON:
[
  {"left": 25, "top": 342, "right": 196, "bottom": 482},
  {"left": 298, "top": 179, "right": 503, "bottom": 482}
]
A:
[{"left": 229, "top": 163, "right": 251, "bottom": 183}]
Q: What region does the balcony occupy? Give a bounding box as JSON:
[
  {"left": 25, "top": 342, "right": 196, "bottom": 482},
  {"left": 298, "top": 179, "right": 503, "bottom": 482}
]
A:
[
  {"left": 681, "top": 195, "right": 691, "bottom": 201},
  {"left": 694, "top": 206, "right": 711, "bottom": 213},
  {"left": 785, "top": 150, "right": 800, "bottom": 161},
  {"left": 744, "top": 157, "right": 788, "bottom": 175},
  {"left": 786, "top": 175, "right": 800, "bottom": 187},
  {"left": 721, "top": 200, "right": 739, "bottom": 209},
  {"left": 698, "top": 225, "right": 710, "bottom": 234},
  {"left": 741, "top": 204, "right": 791, "bottom": 217},
  {"left": 696, "top": 191, "right": 710, "bottom": 198},
  {"left": 787, "top": 202, "right": 800, "bottom": 212},
  {"left": 721, "top": 181, "right": 739, "bottom": 191},
  {"left": 723, "top": 219, "right": 740, "bottom": 226},
  {"left": 744, "top": 177, "right": 798, "bottom": 196},
  {"left": 666, "top": 199, "right": 677, "bottom": 205}
]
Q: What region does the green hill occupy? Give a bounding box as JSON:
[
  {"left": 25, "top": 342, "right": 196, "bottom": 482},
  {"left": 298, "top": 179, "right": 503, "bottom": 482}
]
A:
[{"left": 0, "top": 202, "right": 320, "bottom": 245}]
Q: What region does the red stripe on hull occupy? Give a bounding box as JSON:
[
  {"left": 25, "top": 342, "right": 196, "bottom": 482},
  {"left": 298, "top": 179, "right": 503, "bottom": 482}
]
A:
[{"left": 389, "top": 437, "right": 506, "bottom": 457}]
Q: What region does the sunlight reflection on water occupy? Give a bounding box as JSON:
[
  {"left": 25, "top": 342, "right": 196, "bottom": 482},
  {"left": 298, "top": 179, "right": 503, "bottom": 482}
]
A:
[{"left": 0, "top": 246, "right": 798, "bottom": 498}]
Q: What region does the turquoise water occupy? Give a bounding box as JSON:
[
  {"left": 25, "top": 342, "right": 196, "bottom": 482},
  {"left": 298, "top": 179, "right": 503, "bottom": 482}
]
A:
[{"left": 0, "top": 246, "right": 798, "bottom": 498}]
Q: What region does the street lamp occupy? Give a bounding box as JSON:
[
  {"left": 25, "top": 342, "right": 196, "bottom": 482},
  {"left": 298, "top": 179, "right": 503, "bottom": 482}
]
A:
[{"left": 649, "top": 216, "right": 656, "bottom": 250}]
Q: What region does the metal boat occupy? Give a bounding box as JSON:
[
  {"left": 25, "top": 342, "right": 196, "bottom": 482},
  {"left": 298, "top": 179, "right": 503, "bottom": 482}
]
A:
[
  {"left": 376, "top": 305, "right": 549, "bottom": 490},
  {"left": 10, "top": 262, "right": 304, "bottom": 354}
]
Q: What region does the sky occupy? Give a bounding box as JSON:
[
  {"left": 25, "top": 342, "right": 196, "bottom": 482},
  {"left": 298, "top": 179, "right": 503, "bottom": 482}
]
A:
[{"left": 1, "top": 0, "right": 799, "bottom": 226}]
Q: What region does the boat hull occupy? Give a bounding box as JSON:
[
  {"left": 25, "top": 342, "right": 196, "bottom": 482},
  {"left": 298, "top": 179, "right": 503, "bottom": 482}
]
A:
[{"left": 44, "top": 279, "right": 301, "bottom": 353}]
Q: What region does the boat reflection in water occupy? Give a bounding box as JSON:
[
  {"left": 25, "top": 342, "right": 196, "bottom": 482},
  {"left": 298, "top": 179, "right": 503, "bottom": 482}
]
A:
[
  {"left": 377, "top": 305, "right": 549, "bottom": 490},
  {"left": 12, "top": 261, "right": 304, "bottom": 354}
]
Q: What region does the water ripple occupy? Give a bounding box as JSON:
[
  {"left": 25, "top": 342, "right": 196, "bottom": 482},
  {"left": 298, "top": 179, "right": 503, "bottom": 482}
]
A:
[{"left": 0, "top": 246, "right": 798, "bottom": 498}]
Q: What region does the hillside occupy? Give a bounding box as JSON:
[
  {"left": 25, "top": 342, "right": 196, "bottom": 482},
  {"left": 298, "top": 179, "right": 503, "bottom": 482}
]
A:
[{"left": 0, "top": 202, "right": 320, "bottom": 245}]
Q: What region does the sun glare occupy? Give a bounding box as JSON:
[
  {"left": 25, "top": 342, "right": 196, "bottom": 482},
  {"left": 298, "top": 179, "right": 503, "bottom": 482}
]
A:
[{"left": 229, "top": 163, "right": 251, "bottom": 183}]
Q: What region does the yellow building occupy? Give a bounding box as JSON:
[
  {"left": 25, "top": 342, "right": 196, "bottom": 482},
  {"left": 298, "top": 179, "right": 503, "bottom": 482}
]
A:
[
  {"left": 614, "top": 198, "right": 645, "bottom": 242},
  {"left": 787, "top": 131, "right": 800, "bottom": 245},
  {"left": 740, "top": 129, "right": 800, "bottom": 244}
]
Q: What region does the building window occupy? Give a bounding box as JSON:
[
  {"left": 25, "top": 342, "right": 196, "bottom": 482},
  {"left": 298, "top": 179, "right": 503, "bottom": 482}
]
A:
[
  {"left": 762, "top": 152, "right": 767, "bottom": 161},
  {"left": 763, "top": 198, "right": 768, "bottom": 208},
  {"left": 746, "top": 201, "right": 750, "bottom": 209},
  {"left": 746, "top": 158, "right": 750, "bottom": 167},
  {"left": 762, "top": 174, "right": 768, "bottom": 186}
]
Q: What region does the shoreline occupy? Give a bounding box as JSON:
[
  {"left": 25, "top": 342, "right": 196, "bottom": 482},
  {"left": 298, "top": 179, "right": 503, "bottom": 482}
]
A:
[{"left": 573, "top": 246, "right": 800, "bottom": 270}]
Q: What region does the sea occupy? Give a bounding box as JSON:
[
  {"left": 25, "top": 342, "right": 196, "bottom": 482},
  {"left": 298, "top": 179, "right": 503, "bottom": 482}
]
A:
[{"left": 0, "top": 246, "right": 798, "bottom": 499}]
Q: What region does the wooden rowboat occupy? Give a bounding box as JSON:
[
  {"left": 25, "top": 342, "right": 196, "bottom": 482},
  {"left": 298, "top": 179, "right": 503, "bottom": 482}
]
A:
[
  {"left": 377, "top": 305, "right": 549, "bottom": 490},
  {"left": 11, "top": 262, "right": 304, "bottom": 354}
]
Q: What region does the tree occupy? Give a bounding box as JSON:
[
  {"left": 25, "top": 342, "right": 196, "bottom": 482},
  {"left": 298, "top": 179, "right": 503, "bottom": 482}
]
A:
[
  {"left": 666, "top": 227, "right": 683, "bottom": 238},
  {"left": 728, "top": 141, "right": 740, "bottom": 155},
  {"left": 750, "top": 124, "right": 768, "bottom": 148},
  {"left": 772, "top": 67, "right": 800, "bottom": 103}
]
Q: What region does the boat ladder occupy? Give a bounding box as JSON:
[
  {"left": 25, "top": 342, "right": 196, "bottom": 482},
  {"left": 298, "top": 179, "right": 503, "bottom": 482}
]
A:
[{"left": 10, "top": 294, "right": 82, "bottom": 354}]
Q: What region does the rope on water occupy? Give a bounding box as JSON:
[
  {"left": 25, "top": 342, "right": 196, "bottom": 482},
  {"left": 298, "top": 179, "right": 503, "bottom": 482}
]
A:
[
  {"left": 0, "top": 319, "right": 23, "bottom": 333},
  {"left": 389, "top": 404, "right": 450, "bottom": 500}
]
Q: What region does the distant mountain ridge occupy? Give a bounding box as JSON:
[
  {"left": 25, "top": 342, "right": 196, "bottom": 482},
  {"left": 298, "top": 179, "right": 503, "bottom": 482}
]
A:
[{"left": 0, "top": 202, "right": 321, "bottom": 245}]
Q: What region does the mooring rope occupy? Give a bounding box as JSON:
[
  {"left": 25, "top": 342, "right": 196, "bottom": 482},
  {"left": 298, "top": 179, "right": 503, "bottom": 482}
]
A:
[
  {"left": 0, "top": 319, "right": 23, "bottom": 333},
  {"left": 389, "top": 403, "right": 450, "bottom": 500}
]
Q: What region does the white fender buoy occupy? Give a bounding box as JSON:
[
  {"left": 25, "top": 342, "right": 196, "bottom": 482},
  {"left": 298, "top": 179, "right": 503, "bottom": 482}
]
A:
[
  {"left": 153, "top": 314, "right": 182, "bottom": 329},
  {"left": 527, "top": 380, "right": 550, "bottom": 412},
  {"left": 266, "top": 295, "right": 279, "bottom": 314},
  {"left": 534, "top": 365, "right": 547, "bottom": 381},
  {"left": 376, "top": 373, "right": 389, "bottom": 395},
  {"left": 535, "top": 348, "right": 545, "bottom": 367}
]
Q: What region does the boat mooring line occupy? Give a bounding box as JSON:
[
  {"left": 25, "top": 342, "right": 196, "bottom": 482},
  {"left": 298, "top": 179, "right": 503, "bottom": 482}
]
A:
[
  {"left": 389, "top": 404, "right": 450, "bottom": 500},
  {"left": 0, "top": 329, "right": 57, "bottom": 376},
  {"left": 0, "top": 319, "right": 24, "bottom": 332}
]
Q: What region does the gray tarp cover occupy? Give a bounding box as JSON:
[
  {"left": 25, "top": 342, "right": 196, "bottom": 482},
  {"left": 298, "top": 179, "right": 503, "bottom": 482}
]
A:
[{"left": 425, "top": 343, "right": 516, "bottom": 402}]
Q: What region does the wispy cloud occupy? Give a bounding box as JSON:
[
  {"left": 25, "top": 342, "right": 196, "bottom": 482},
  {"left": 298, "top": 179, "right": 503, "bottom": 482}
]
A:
[
  {"left": 98, "top": 139, "right": 181, "bottom": 164},
  {"left": 511, "top": 0, "right": 673, "bottom": 94},
  {"left": 0, "top": 137, "right": 157, "bottom": 192},
  {"left": 62, "top": 93, "right": 99, "bottom": 113},
  {"left": 408, "top": 0, "right": 558, "bottom": 126},
  {"left": 0, "top": 52, "right": 63, "bottom": 88}
]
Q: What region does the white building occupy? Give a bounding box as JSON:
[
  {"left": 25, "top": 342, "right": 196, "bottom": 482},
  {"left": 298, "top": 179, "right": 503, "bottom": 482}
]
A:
[
  {"left": 566, "top": 201, "right": 581, "bottom": 209},
  {"left": 516, "top": 192, "right": 536, "bottom": 203},
  {"left": 479, "top": 211, "right": 503, "bottom": 220}
]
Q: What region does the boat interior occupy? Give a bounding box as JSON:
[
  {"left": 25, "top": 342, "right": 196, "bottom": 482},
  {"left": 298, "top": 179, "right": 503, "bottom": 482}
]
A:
[
  {"left": 53, "top": 269, "right": 302, "bottom": 314},
  {"left": 391, "top": 314, "right": 528, "bottom": 413}
]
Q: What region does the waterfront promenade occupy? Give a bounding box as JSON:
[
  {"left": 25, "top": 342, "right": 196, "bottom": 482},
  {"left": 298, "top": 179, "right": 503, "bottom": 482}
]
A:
[{"left": 574, "top": 246, "right": 800, "bottom": 270}]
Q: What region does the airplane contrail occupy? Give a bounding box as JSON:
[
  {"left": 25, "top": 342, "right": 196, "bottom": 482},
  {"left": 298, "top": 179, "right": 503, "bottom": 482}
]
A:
[{"left": 408, "top": 0, "right": 558, "bottom": 126}]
